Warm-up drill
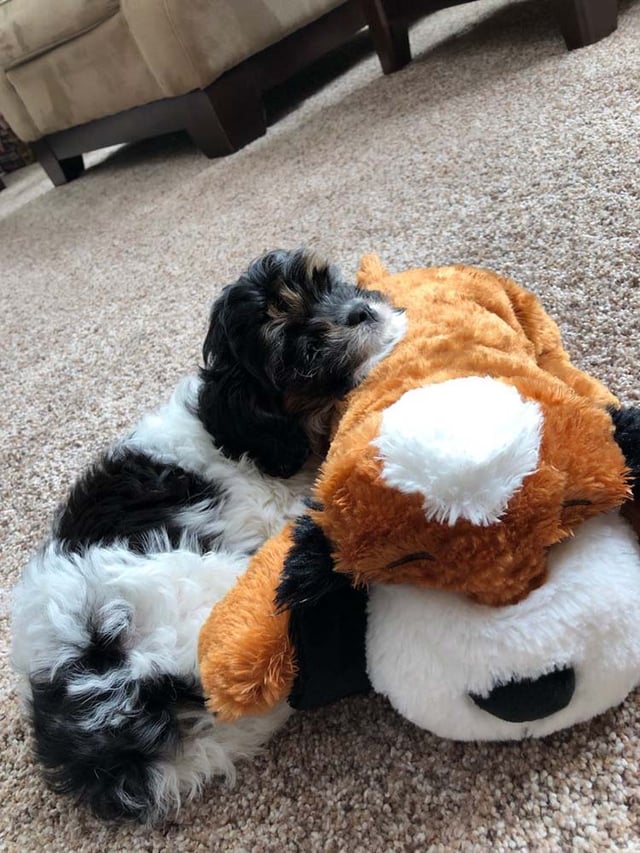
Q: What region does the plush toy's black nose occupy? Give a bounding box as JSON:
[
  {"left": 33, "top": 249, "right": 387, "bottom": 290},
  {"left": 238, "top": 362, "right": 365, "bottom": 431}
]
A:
[{"left": 469, "top": 666, "right": 575, "bottom": 723}]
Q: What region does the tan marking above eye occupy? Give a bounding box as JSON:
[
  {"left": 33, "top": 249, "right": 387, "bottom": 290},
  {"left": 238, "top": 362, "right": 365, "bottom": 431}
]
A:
[{"left": 279, "top": 284, "right": 305, "bottom": 311}]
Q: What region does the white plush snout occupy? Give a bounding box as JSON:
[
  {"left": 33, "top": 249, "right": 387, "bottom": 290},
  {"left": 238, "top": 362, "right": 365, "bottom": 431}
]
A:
[
  {"left": 373, "top": 377, "right": 543, "bottom": 526},
  {"left": 366, "top": 512, "right": 640, "bottom": 740}
]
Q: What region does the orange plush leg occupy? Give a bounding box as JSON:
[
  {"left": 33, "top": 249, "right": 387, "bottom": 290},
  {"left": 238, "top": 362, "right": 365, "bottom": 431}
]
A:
[
  {"left": 500, "top": 277, "right": 618, "bottom": 408},
  {"left": 198, "top": 525, "right": 296, "bottom": 721},
  {"left": 357, "top": 253, "right": 390, "bottom": 289}
]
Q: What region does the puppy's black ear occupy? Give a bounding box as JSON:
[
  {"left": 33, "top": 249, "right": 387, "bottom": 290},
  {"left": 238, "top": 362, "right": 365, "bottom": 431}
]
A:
[
  {"left": 611, "top": 406, "right": 640, "bottom": 499},
  {"left": 275, "top": 514, "right": 371, "bottom": 710},
  {"left": 198, "top": 371, "right": 310, "bottom": 478},
  {"left": 199, "top": 280, "right": 311, "bottom": 478}
]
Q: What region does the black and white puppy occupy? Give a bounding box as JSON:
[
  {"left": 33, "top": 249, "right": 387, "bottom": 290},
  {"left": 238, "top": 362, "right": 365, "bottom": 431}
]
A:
[{"left": 10, "top": 249, "right": 406, "bottom": 823}]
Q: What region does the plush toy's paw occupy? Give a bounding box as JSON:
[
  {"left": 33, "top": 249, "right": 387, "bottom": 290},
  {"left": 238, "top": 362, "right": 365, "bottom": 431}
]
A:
[
  {"left": 201, "top": 630, "right": 295, "bottom": 722},
  {"left": 198, "top": 525, "right": 298, "bottom": 721}
]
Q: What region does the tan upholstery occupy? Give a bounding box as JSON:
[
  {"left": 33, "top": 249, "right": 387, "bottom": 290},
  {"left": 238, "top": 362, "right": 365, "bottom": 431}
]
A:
[
  {"left": 0, "top": 0, "right": 120, "bottom": 69},
  {"left": 0, "top": 0, "right": 345, "bottom": 142},
  {"left": 0, "top": 66, "right": 39, "bottom": 139},
  {"left": 6, "top": 14, "right": 164, "bottom": 137},
  {"left": 122, "top": 0, "right": 345, "bottom": 95}
]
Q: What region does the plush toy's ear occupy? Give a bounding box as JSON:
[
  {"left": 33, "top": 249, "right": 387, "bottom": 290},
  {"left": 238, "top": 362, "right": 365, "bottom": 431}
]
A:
[
  {"left": 611, "top": 406, "right": 640, "bottom": 499},
  {"left": 357, "top": 253, "right": 390, "bottom": 290},
  {"left": 276, "top": 512, "right": 371, "bottom": 710}
]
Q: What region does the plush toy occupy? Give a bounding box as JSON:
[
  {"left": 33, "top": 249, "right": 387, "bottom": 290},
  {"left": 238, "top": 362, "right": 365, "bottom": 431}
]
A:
[{"left": 198, "top": 256, "right": 640, "bottom": 741}]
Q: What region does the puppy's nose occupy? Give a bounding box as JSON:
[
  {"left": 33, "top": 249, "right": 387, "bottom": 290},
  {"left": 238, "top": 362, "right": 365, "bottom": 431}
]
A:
[
  {"left": 469, "top": 666, "right": 575, "bottom": 723},
  {"left": 346, "top": 302, "right": 378, "bottom": 326}
]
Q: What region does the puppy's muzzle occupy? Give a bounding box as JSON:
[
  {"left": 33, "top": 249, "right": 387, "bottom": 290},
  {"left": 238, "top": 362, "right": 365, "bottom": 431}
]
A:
[{"left": 469, "top": 666, "right": 576, "bottom": 723}]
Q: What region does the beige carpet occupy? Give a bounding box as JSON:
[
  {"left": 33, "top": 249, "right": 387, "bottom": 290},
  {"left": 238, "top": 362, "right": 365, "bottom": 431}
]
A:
[{"left": 2, "top": 0, "right": 640, "bottom": 849}]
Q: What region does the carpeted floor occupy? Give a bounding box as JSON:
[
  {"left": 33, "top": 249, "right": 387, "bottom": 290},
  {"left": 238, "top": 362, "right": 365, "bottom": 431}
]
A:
[{"left": 1, "top": 0, "right": 640, "bottom": 849}]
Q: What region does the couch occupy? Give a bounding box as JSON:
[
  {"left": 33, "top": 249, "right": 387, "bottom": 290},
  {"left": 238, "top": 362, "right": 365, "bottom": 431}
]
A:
[
  {"left": 0, "top": 0, "right": 618, "bottom": 186},
  {"left": 0, "top": 0, "right": 367, "bottom": 185}
]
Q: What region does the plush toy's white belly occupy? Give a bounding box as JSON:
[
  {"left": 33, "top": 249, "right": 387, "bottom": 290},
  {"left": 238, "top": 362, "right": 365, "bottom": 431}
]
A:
[{"left": 366, "top": 512, "right": 640, "bottom": 740}]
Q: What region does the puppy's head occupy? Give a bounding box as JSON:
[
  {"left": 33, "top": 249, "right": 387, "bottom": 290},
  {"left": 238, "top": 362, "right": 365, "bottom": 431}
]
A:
[{"left": 198, "top": 249, "right": 405, "bottom": 478}]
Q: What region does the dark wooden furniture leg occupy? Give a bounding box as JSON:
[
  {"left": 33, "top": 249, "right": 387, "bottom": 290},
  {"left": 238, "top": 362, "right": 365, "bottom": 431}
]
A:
[
  {"left": 556, "top": 0, "right": 617, "bottom": 49},
  {"left": 185, "top": 66, "right": 266, "bottom": 158},
  {"left": 363, "top": 0, "right": 618, "bottom": 75},
  {"left": 33, "top": 139, "right": 84, "bottom": 186},
  {"left": 362, "top": 0, "right": 411, "bottom": 74}
]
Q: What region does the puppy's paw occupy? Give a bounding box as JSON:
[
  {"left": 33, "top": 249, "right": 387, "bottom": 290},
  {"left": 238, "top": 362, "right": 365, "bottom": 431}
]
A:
[
  {"left": 258, "top": 450, "right": 310, "bottom": 480},
  {"left": 254, "top": 427, "right": 311, "bottom": 479}
]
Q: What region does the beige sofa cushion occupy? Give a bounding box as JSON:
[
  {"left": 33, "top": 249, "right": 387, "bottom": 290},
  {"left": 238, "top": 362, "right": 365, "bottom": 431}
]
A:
[
  {"left": 0, "top": 69, "right": 39, "bottom": 139},
  {"left": 123, "top": 0, "right": 345, "bottom": 95},
  {"left": 6, "top": 12, "right": 164, "bottom": 139},
  {"left": 0, "top": 0, "right": 346, "bottom": 141},
  {"left": 0, "top": 0, "right": 120, "bottom": 68}
]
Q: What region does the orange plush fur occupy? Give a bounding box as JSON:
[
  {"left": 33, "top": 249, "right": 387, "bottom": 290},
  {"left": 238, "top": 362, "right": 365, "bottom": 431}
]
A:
[
  {"left": 198, "top": 524, "right": 296, "bottom": 721},
  {"left": 199, "top": 256, "right": 630, "bottom": 721}
]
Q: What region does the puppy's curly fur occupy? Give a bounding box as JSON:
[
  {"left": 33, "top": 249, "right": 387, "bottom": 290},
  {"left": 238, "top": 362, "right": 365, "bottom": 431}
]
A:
[{"left": 10, "top": 249, "right": 406, "bottom": 823}]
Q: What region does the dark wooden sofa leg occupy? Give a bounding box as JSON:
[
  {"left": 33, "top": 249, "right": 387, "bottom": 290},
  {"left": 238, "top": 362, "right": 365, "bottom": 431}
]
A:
[
  {"left": 33, "top": 138, "right": 84, "bottom": 186},
  {"left": 185, "top": 65, "right": 266, "bottom": 158},
  {"left": 556, "top": 0, "right": 617, "bottom": 49},
  {"left": 362, "top": 0, "right": 411, "bottom": 74}
]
